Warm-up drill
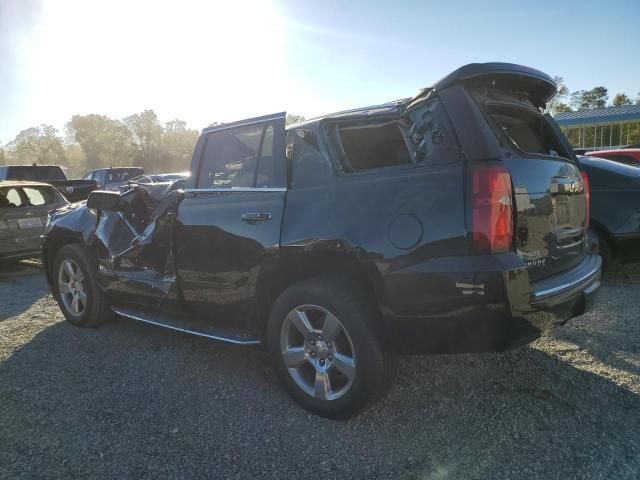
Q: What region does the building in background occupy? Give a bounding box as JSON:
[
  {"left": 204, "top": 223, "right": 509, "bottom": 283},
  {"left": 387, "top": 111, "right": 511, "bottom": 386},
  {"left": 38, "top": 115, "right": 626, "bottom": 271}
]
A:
[{"left": 555, "top": 105, "right": 640, "bottom": 151}]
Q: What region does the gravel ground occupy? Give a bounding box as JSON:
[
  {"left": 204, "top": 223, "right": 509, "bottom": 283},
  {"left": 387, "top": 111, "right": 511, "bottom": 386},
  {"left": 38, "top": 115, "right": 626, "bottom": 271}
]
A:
[{"left": 0, "top": 260, "right": 639, "bottom": 479}]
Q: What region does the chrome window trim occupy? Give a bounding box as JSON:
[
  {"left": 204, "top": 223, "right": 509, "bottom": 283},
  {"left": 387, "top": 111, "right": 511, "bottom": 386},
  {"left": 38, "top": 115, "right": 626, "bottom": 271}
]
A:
[{"left": 186, "top": 187, "right": 287, "bottom": 193}]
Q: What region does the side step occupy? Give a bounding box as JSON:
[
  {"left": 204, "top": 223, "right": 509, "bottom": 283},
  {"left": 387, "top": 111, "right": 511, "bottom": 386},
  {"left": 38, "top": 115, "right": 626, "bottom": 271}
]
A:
[{"left": 111, "top": 306, "right": 262, "bottom": 346}]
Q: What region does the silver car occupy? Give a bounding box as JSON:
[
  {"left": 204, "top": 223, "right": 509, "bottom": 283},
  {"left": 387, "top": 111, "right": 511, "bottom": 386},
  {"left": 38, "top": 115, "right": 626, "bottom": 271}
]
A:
[{"left": 0, "top": 181, "right": 68, "bottom": 262}]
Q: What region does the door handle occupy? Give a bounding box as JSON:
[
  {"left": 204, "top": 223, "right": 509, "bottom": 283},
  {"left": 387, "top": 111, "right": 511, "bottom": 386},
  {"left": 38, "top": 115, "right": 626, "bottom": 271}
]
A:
[{"left": 241, "top": 212, "right": 272, "bottom": 224}]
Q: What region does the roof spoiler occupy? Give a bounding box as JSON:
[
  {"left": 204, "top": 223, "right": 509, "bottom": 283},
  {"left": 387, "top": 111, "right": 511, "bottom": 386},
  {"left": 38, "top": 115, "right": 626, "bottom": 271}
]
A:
[{"left": 433, "top": 62, "right": 558, "bottom": 105}]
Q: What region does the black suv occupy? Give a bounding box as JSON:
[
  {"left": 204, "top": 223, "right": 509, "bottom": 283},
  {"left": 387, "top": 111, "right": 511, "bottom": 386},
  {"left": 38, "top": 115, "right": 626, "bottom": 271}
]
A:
[{"left": 42, "top": 63, "right": 601, "bottom": 418}]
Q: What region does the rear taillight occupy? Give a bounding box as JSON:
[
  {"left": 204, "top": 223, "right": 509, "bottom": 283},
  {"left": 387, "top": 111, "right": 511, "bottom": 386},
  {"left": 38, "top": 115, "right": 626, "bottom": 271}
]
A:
[
  {"left": 471, "top": 165, "right": 514, "bottom": 254},
  {"left": 581, "top": 171, "right": 590, "bottom": 229}
]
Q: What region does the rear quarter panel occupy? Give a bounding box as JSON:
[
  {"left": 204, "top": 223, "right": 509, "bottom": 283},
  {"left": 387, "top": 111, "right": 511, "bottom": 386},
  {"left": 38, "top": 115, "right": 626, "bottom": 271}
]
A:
[{"left": 281, "top": 160, "right": 467, "bottom": 316}]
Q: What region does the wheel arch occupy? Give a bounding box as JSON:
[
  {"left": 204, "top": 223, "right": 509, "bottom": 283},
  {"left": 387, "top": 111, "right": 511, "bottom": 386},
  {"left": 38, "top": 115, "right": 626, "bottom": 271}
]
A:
[
  {"left": 256, "top": 244, "right": 385, "bottom": 335},
  {"left": 43, "top": 231, "right": 86, "bottom": 290},
  {"left": 589, "top": 220, "right": 616, "bottom": 258}
]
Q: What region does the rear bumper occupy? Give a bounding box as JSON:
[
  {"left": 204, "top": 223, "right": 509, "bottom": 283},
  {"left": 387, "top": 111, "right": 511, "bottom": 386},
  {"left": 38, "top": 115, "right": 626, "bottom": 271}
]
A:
[{"left": 381, "top": 253, "right": 602, "bottom": 354}]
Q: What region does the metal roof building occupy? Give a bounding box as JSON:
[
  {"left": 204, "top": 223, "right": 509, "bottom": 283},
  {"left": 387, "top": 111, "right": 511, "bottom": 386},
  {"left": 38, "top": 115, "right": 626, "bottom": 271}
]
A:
[{"left": 554, "top": 104, "right": 640, "bottom": 151}]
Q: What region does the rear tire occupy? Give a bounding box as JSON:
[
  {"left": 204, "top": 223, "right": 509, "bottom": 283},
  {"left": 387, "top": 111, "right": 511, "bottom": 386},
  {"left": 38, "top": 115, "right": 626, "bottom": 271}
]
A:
[
  {"left": 592, "top": 229, "right": 615, "bottom": 275},
  {"left": 267, "top": 274, "right": 397, "bottom": 419},
  {"left": 53, "top": 244, "right": 112, "bottom": 327}
]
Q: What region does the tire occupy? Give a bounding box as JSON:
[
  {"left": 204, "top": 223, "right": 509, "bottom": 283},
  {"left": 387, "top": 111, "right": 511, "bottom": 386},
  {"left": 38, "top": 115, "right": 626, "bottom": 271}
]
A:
[
  {"left": 592, "top": 229, "right": 615, "bottom": 275},
  {"left": 267, "top": 274, "right": 397, "bottom": 419},
  {"left": 52, "top": 244, "right": 112, "bottom": 327}
]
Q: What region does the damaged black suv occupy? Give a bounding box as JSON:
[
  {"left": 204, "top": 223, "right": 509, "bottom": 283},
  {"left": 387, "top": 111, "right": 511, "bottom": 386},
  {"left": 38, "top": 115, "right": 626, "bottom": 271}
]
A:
[{"left": 43, "top": 63, "right": 601, "bottom": 418}]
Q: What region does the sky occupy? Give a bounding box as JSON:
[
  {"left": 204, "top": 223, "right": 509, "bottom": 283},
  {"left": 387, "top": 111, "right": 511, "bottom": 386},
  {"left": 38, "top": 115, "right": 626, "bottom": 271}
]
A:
[{"left": 1, "top": 0, "right": 639, "bottom": 144}]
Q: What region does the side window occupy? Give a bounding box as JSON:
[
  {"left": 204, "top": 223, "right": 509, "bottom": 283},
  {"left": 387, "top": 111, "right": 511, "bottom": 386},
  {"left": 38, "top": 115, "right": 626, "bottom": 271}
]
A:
[
  {"left": 288, "top": 128, "right": 333, "bottom": 186},
  {"left": 1, "top": 188, "right": 24, "bottom": 207},
  {"left": 23, "top": 187, "right": 60, "bottom": 206},
  {"left": 333, "top": 120, "right": 412, "bottom": 172},
  {"left": 83, "top": 172, "right": 93, "bottom": 180},
  {"left": 406, "top": 96, "right": 462, "bottom": 164},
  {"left": 198, "top": 123, "right": 285, "bottom": 188}
]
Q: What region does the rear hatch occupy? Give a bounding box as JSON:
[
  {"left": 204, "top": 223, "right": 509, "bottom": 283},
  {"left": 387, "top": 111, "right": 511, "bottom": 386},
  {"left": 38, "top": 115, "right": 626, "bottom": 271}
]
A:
[{"left": 465, "top": 70, "right": 588, "bottom": 281}]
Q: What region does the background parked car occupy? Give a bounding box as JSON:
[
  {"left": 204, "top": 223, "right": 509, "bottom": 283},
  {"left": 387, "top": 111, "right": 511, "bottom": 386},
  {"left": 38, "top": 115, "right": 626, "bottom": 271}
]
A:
[
  {"left": 0, "top": 181, "right": 68, "bottom": 263},
  {"left": 83, "top": 167, "right": 145, "bottom": 190},
  {"left": 578, "top": 155, "right": 640, "bottom": 271},
  {"left": 586, "top": 148, "right": 640, "bottom": 166},
  {"left": 119, "top": 172, "right": 188, "bottom": 200},
  {"left": 0, "top": 165, "right": 98, "bottom": 202}
]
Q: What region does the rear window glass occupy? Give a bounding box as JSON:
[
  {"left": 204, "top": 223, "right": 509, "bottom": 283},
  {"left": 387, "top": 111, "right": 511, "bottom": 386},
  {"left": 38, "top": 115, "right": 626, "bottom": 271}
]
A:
[
  {"left": 107, "top": 169, "right": 144, "bottom": 182},
  {"left": 488, "top": 104, "right": 569, "bottom": 159},
  {"left": 336, "top": 120, "right": 411, "bottom": 171},
  {"left": 23, "top": 186, "right": 62, "bottom": 206},
  {"left": 5, "top": 166, "right": 66, "bottom": 181},
  {"left": 0, "top": 188, "right": 24, "bottom": 207}
]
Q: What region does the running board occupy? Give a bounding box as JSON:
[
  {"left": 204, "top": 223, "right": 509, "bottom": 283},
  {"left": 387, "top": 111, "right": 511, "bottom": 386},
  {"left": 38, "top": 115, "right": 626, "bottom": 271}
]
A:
[{"left": 111, "top": 306, "right": 262, "bottom": 345}]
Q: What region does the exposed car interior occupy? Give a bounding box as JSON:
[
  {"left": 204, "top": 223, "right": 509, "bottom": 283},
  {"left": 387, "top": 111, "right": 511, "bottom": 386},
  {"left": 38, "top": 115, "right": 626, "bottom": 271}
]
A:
[
  {"left": 488, "top": 104, "right": 570, "bottom": 159},
  {"left": 336, "top": 120, "right": 412, "bottom": 171}
]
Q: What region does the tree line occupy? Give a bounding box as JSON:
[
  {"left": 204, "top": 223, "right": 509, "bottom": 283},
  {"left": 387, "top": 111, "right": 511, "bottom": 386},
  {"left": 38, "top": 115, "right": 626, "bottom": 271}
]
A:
[
  {"left": 548, "top": 77, "right": 639, "bottom": 114},
  {"left": 0, "top": 112, "right": 306, "bottom": 177}
]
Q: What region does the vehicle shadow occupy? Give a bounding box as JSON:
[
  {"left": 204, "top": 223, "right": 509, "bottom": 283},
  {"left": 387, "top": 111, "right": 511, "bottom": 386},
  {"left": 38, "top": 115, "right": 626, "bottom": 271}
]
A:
[
  {"left": 549, "top": 277, "right": 640, "bottom": 379},
  {"left": 0, "top": 259, "right": 50, "bottom": 321},
  {"left": 1, "top": 310, "right": 639, "bottom": 479}
]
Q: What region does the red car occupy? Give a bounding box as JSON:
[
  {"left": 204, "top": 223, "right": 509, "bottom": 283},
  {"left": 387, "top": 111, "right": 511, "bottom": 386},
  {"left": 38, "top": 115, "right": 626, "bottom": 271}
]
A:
[{"left": 586, "top": 148, "right": 640, "bottom": 165}]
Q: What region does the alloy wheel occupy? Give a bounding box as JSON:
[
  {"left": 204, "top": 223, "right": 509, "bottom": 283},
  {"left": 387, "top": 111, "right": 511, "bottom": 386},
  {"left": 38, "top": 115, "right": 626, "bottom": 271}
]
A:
[
  {"left": 280, "top": 304, "right": 356, "bottom": 401},
  {"left": 58, "top": 259, "right": 87, "bottom": 317}
]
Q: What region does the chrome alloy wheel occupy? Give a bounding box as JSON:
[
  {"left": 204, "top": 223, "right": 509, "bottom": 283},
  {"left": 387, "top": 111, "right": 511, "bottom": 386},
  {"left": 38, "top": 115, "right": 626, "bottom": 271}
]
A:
[
  {"left": 280, "top": 304, "right": 356, "bottom": 401},
  {"left": 58, "top": 259, "right": 87, "bottom": 317}
]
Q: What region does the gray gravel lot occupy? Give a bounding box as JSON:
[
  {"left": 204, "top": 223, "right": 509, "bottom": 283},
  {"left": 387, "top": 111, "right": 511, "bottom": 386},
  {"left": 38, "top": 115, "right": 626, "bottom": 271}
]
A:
[{"left": 1, "top": 260, "right": 639, "bottom": 479}]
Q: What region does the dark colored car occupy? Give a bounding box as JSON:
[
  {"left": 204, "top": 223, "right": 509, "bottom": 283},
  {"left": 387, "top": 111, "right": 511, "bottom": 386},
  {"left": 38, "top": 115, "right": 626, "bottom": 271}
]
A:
[
  {"left": 1, "top": 181, "right": 68, "bottom": 262},
  {"left": 586, "top": 148, "right": 640, "bottom": 166},
  {"left": 577, "top": 156, "right": 640, "bottom": 269},
  {"left": 0, "top": 165, "right": 98, "bottom": 202},
  {"left": 42, "top": 63, "right": 601, "bottom": 418},
  {"left": 83, "top": 167, "right": 145, "bottom": 190}
]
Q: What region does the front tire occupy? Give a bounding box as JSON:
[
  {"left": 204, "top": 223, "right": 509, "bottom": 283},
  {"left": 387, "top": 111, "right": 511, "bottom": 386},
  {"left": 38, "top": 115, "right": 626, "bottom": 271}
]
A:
[
  {"left": 267, "top": 275, "right": 396, "bottom": 419},
  {"left": 53, "top": 244, "right": 111, "bottom": 327}
]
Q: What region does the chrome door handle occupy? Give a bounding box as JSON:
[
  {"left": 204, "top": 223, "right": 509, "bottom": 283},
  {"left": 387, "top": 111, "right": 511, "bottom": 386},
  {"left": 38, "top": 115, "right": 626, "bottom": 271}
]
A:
[{"left": 241, "top": 212, "right": 272, "bottom": 224}]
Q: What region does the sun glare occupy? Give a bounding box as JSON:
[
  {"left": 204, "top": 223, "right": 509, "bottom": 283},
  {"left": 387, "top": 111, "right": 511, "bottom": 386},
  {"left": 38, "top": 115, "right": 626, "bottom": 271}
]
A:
[{"left": 21, "top": 0, "right": 286, "bottom": 131}]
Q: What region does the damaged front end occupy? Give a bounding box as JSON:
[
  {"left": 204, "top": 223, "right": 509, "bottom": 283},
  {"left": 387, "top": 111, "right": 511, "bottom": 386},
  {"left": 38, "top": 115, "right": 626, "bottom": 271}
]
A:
[{"left": 43, "top": 187, "right": 184, "bottom": 308}]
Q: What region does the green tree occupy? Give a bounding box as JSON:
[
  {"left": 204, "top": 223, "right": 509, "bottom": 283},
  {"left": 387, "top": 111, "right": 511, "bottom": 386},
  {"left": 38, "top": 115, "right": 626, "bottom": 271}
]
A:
[
  {"left": 612, "top": 93, "right": 632, "bottom": 107},
  {"left": 67, "top": 114, "right": 134, "bottom": 170},
  {"left": 124, "top": 110, "right": 164, "bottom": 171},
  {"left": 548, "top": 76, "right": 571, "bottom": 114},
  {"left": 160, "top": 119, "right": 199, "bottom": 171},
  {"left": 571, "top": 86, "right": 608, "bottom": 110},
  {"left": 7, "top": 125, "right": 67, "bottom": 165},
  {"left": 286, "top": 114, "right": 306, "bottom": 125}
]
